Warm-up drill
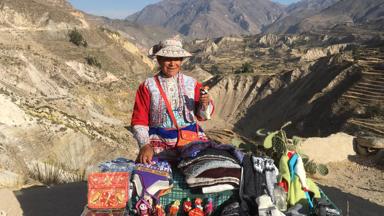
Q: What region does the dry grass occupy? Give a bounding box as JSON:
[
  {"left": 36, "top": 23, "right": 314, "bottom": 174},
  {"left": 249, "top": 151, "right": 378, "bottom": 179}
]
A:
[{"left": 28, "top": 161, "right": 86, "bottom": 185}]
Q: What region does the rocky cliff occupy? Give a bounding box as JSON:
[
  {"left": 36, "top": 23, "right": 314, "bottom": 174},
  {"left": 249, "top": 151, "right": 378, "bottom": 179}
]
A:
[{"left": 0, "top": 0, "right": 154, "bottom": 188}]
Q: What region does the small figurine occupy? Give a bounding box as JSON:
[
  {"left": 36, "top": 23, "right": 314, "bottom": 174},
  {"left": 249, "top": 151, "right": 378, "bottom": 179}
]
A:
[
  {"left": 194, "top": 198, "right": 203, "bottom": 210},
  {"left": 183, "top": 198, "right": 192, "bottom": 213},
  {"left": 169, "top": 200, "right": 180, "bottom": 216},
  {"left": 155, "top": 204, "right": 166, "bottom": 216},
  {"left": 204, "top": 198, "right": 213, "bottom": 216},
  {"left": 188, "top": 207, "right": 204, "bottom": 216},
  {"left": 136, "top": 200, "right": 150, "bottom": 216}
]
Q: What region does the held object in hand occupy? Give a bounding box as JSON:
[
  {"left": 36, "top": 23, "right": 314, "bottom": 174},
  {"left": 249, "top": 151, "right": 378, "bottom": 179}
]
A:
[{"left": 200, "top": 86, "right": 209, "bottom": 95}]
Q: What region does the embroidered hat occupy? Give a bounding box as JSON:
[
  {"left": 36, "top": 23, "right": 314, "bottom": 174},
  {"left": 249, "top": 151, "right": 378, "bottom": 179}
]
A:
[{"left": 148, "top": 36, "right": 192, "bottom": 58}]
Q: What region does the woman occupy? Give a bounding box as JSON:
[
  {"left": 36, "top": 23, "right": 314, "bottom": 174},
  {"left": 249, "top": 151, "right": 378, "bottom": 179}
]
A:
[{"left": 131, "top": 37, "right": 214, "bottom": 164}]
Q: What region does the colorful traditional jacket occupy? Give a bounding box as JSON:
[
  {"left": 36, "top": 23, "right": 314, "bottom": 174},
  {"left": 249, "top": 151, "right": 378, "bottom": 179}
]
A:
[{"left": 131, "top": 72, "right": 214, "bottom": 153}]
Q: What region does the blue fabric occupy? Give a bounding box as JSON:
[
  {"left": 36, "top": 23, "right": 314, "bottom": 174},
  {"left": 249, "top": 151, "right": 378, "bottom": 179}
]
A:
[
  {"left": 98, "top": 157, "right": 135, "bottom": 173},
  {"left": 289, "top": 154, "right": 299, "bottom": 181},
  {"left": 149, "top": 123, "right": 203, "bottom": 138}
]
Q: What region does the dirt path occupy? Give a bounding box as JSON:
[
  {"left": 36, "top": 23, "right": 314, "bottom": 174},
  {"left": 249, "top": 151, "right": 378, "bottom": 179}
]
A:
[{"left": 315, "top": 153, "right": 384, "bottom": 208}]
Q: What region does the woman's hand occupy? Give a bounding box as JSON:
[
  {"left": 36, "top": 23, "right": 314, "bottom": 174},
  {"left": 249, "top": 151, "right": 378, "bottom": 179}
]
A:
[
  {"left": 199, "top": 87, "right": 211, "bottom": 108},
  {"left": 200, "top": 94, "right": 210, "bottom": 108},
  {"left": 137, "top": 144, "right": 154, "bottom": 164}
]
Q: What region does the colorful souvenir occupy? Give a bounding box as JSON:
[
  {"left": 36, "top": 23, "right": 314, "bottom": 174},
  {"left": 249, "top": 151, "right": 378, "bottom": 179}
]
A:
[
  {"left": 183, "top": 198, "right": 192, "bottom": 213},
  {"left": 204, "top": 198, "right": 213, "bottom": 216},
  {"left": 188, "top": 208, "right": 204, "bottom": 216},
  {"left": 169, "top": 200, "right": 180, "bottom": 216},
  {"left": 136, "top": 199, "right": 151, "bottom": 216},
  {"left": 194, "top": 198, "right": 203, "bottom": 210},
  {"left": 155, "top": 204, "right": 166, "bottom": 216}
]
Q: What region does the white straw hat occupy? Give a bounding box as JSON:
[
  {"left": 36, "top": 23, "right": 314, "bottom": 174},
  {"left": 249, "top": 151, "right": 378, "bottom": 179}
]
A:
[{"left": 148, "top": 36, "right": 192, "bottom": 58}]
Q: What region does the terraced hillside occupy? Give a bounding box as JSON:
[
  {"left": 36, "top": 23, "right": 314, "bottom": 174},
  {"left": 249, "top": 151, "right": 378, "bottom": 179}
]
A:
[
  {"left": 187, "top": 33, "right": 384, "bottom": 140},
  {"left": 343, "top": 47, "right": 384, "bottom": 136}
]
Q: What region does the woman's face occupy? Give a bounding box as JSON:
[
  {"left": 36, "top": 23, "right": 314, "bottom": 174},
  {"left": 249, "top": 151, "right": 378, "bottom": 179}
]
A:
[{"left": 157, "top": 56, "right": 183, "bottom": 77}]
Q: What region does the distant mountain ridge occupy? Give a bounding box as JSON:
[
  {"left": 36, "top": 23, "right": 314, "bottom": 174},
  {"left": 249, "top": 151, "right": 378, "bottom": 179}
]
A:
[
  {"left": 127, "top": 0, "right": 384, "bottom": 37},
  {"left": 264, "top": 0, "right": 341, "bottom": 33},
  {"left": 266, "top": 0, "right": 384, "bottom": 33},
  {"left": 127, "top": 0, "right": 285, "bottom": 38}
]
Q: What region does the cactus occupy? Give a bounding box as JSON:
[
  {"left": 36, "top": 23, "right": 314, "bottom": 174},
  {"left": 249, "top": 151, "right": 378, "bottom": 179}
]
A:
[
  {"left": 316, "top": 163, "right": 329, "bottom": 176},
  {"left": 258, "top": 122, "right": 328, "bottom": 176}
]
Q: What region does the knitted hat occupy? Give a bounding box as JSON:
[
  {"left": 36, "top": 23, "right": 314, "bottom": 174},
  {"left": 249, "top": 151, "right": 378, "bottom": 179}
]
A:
[{"left": 148, "top": 36, "right": 192, "bottom": 58}]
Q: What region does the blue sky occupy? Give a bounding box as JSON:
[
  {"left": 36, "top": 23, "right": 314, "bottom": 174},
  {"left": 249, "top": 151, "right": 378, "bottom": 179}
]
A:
[{"left": 68, "top": 0, "right": 300, "bottom": 19}]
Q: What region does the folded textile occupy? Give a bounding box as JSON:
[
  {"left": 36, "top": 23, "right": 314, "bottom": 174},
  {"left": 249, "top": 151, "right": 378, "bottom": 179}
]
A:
[
  {"left": 197, "top": 168, "right": 241, "bottom": 179},
  {"left": 178, "top": 148, "right": 239, "bottom": 168},
  {"left": 202, "top": 184, "right": 235, "bottom": 194},
  {"left": 182, "top": 159, "right": 241, "bottom": 179},
  {"left": 186, "top": 176, "right": 240, "bottom": 187},
  {"left": 132, "top": 159, "right": 173, "bottom": 201},
  {"left": 180, "top": 141, "right": 244, "bottom": 162},
  {"left": 133, "top": 174, "right": 172, "bottom": 197}
]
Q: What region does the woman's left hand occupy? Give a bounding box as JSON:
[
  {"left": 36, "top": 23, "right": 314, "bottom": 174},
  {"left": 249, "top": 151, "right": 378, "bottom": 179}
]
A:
[{"left": 199, "top": 93, "right": 211, "bottom": 108}]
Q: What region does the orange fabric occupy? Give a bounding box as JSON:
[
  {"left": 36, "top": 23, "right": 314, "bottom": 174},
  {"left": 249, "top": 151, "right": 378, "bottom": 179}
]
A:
[{"left": 87, "top": 172, "right": 129, "bottom": 209}]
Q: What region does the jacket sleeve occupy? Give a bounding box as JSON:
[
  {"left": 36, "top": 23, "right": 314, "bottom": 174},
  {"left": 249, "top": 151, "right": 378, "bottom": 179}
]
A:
[
  {"left": 131, "top": 82, "right": 151, "bottom": 147},
  {"left": 131, "top": 82, "right": 150, "bottom": 126},
  {"left": 194, "top": 82, "right": 214, "bottom": 121}
]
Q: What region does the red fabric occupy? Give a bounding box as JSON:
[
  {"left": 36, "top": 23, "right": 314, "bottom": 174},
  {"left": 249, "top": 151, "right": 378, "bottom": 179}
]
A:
[
  {"left": 131, "top": 83, "right": 150, "bottom": 126},
  {"left": 279, "top": 180, "right": 289, "bottom": 193},
  {"left": 287, "top": 151, "right": 295, "bottom": 159}
]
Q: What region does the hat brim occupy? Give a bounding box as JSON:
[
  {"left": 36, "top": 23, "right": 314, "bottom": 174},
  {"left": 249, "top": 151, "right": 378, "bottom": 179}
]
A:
[{"left": 148, "top": 46, "right": 192, "bottom": 58}]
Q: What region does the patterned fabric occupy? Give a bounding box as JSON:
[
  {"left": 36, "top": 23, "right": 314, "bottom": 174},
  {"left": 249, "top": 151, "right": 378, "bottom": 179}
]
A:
[
  {"left": 149, "top": 124, "right": 208, "bottom": 153},
  {"left": 147, "top": 73, "right": 199, "bottom": 127},
  {"left": 252, "top": 156, "right": 279, "bottom": 202},
  {"left": 158, "top": 169, "right": 234, "bottom": 215},
  {"left": 98, "top": 158, "right": 136, "bottom": 173},
  {"left": 131, "top": 73, "right": 214, "bottom": 152},
  {"left": 183, "top": 160, "right": 241, "bottom": 179},
  {"left": 179, "top": 141, "right": 245, "bottom": 163},
  {"left": 178, "top": 148, "right": 239, "bottom": 168}
]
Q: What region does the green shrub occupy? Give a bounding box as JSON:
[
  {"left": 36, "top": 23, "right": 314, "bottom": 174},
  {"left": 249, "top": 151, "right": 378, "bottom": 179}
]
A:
[
  {"left": 211, "top": 64, "right": 220, "bottom": 74},
  {"left": 100, "top": 27, "right": 120, "bottom": 36},
  {"left": 85, "top": 55, "right": 101, "bottom": 68},
  {"left": 69, "top": 28, "right": 87, "bottom": 47},
  {"left": 235, "top": 62, "right": 254, "bottom": 74}
]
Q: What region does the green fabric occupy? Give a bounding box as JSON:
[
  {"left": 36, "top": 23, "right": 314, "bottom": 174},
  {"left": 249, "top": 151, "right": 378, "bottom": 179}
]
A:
[
  {"left": 279, "top": 154, "right": 321, "bottom": 207},
  {"left": 159, "top": 168, "right": 234, "bottom": 214}
]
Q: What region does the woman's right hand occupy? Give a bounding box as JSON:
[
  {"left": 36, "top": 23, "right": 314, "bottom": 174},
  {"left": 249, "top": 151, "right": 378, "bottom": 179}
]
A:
[{"left": 137, "top": 144, "right": 154, "bottom": 164}]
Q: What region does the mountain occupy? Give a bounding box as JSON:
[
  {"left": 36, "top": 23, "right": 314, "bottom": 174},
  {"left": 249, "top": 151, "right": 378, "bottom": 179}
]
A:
[
  {"left": 85, "top": 15, "right": 177, "bottom": 49},
  {"left": 265, "top": 0, "right": 340, "bottom": 33},
  {"left": 0, "top": 0, "right": 156, "bottom": 187},
  {"left": 127, "top": 0, "right": 285, "bottom": 38},
  {"left": 266, "top": 0, "right": 384, "bottom": 33}
]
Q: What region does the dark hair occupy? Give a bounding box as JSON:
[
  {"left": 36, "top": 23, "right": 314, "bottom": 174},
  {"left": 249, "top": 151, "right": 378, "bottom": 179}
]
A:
[{"left": 152, "top": 44, "right": 163, "bottom": 55}]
